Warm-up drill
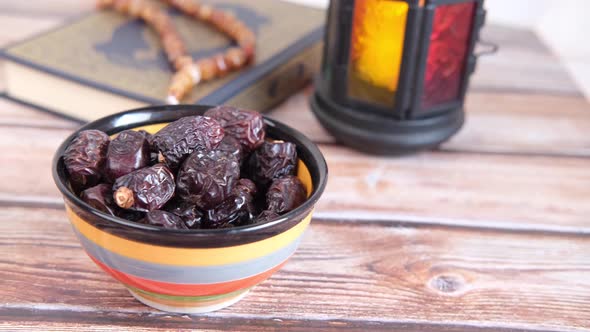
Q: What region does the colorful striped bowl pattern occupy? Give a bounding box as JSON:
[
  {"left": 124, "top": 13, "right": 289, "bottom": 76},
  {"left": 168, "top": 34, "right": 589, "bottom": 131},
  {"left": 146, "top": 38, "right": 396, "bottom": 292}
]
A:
[{"left": 53, "top": 105, "right": 328, "bottom": 313}]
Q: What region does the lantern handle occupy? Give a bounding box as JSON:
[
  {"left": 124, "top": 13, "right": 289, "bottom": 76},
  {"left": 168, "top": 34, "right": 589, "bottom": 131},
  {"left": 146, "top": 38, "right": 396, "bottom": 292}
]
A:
[{"left": 474, "top": 40, "right": 499, "bottom": 57}]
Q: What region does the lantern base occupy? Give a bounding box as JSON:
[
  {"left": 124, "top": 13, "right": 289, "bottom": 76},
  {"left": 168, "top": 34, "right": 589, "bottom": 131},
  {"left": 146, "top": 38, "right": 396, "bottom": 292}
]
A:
[{"left": 310, "top": 92, "right": 464, "bottom": 155}]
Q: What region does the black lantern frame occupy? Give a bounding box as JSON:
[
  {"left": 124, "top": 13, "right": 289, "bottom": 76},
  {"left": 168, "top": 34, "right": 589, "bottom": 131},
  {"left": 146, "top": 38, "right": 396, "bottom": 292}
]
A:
[{"left": 311, "top": 0, "right": 487, "bottom": 154}]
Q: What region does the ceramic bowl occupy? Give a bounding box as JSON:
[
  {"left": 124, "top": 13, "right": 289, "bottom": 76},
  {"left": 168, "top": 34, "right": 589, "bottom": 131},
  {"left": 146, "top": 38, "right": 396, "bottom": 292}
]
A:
[{"left": 52, "top": 105, "right": 328, "bottom": 314}]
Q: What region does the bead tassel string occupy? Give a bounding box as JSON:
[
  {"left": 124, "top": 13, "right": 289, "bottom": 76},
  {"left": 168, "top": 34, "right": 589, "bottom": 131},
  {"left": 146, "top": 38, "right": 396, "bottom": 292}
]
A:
[{"left": 97, "top": 0, "right": 256, "bottom": 104}]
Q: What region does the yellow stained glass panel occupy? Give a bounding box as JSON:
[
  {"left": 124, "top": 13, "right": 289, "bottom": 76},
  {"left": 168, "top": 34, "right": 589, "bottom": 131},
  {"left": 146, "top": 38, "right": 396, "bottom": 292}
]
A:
[{"left": 348, "top": 0, "right": 408, "bottom": 106}]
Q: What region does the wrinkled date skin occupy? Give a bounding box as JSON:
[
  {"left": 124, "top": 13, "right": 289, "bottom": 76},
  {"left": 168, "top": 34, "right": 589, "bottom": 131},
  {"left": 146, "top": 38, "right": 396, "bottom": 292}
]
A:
[
  {"left": 203, "top": 179, "right": 257, "bottom": 229},
  {"left": 177, "top": 149, "right": 240, "bottom": 209},
  {"left": 205, "top": 106, "right": 265, "bottom": 152},
  {"left": 266, "top": 176, "right": 307, "bottom": 214},
  {"left": 217, "top": 136, "right": 243, "bottom": 165},
  {"left": 141, "top": 210, "right": 188, "bottom": 230},
  {"left": 165, "top": 199, "right": 203, "bottom": 229},
  {"left": 152, "top": 116, "right": 224, "bottom": 168},
  {"left": 249, "top": 141, "right": 297, "bottom": 186},
  {"left": 105, "top": 130, "right": 150, "bottom": 182},
  {"left": 80, "top": 183, "right": 117, "bottom": 216},
  {"left": 113, "top": 164, "right": 175, "bottom": 212},
  {"left": 64, "top": 130, "right": 110, "bottom": 192}
]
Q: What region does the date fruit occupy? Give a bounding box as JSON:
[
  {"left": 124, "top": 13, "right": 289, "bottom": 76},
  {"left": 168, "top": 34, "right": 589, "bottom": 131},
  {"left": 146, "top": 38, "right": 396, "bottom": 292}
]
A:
[
  {"left": 152, "top": 116, "right": 224, "bottom": 168},
  {"left": 105, "top": 130, "right": 150, "bottom": 182},
  {"left": 165, "top": 200, "right": 203, "bottom": 229},
  {"left": 80, "top": 183, "right": 117, "bottom": 216},
  {"left": 203, "top": 179, "right": 257, "bottom": 229},
  {"left": 249, "top": 141, "right": 297, "bottom": 186},
  {"left": 64, "top": 130, "right": 110, "bottom": 191},
  {"left": 266, "top": 176, "right": 306, "bottom": 214},
  {"left": 204, "top": 106, "right": 265, "bottom": 152},
  {"left": 141, "top": 210, "right": 188, "bottom": 230},
  {"left": 113, "top": 164, "right": 175, "bottom": 212},
  {"left": 176, "top": 149, "right": 240, "bottom": 209},
  {"left": 217, "top": 135, "right": 243, "bottom": 164}
]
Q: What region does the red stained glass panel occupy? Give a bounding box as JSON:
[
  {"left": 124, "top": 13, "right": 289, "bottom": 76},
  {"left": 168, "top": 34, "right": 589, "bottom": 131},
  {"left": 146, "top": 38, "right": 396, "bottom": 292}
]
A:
[{"left": 421, "top": 2, "right": 476, "bottom": 110}]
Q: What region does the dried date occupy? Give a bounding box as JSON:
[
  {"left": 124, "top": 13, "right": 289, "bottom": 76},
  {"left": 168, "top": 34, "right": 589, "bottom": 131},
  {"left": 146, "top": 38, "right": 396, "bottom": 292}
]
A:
[
  {"left": 113, "top": 164, "right": 175, "bottom": 212},
  {"left": 64, "top": 130, "right": 110, "bottom": 191},
  {"left": 105, "top": 130, "right": 150, "bottom": 182},
  {"left": 204, "top": 105, "right": 265, "bottom": 152},
  {"left": 217, "top": 135, "right": 243, "bottom": 164},
  {"left": 176, "top": 149, "right": 240, "bottom": 209},
  {"left": 203, "top": 179, "right": 257, "bottom": 229},
  {"left": 152, "top": 116, "right": 224, "bottom": 169},
  {"left": 141, "top": 210, "right": 188, "bottom": 230},
  {"left": 248, "top": 141, "right": 297, "bottom": 186},
  {"left": 165, "top": 199, "right": 203, "bottom": 229},
  {"left": 266, "top": 176, "right": 306, "bottom": 214},
  {"left": 137, "top": 130, "right": 160, "bottom": 165},
  {"left": 80, "top": 183, "right": 117, "bottom": 216}
]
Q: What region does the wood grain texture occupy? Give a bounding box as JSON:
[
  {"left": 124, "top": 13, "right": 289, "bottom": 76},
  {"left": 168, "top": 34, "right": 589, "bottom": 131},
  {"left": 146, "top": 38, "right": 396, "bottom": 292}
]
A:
[
  {"left": 447, "top": 91, "right": 590, "bottom": 156},
  {"left": 2, "top": 124, "right": 590, "bottom": 233},
  {"left": 0, "top": 313, "right": 566, "bottom": 332},
  {"left": 314, "top": 145, "right": 590, "bottom": 233},
  {"left": 269, "top": 90, "right": 590, "bottom": 157},
  {"left": 473, "top": 25, "right": 581, "bottom": 95},
  {"left": 0, "top": 1, "right": 94, "bottom": 18},
  {"left": 0, "top": 98, "right": 78, "bottom": 129},
  {"left": 1, "top": 207, "right": 589, "bottom": 331}
]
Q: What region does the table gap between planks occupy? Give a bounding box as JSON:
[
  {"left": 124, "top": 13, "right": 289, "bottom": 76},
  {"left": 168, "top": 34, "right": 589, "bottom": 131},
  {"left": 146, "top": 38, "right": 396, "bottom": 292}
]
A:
[{"left": 0, "top": 3, "right": 589, "bottom": 332}]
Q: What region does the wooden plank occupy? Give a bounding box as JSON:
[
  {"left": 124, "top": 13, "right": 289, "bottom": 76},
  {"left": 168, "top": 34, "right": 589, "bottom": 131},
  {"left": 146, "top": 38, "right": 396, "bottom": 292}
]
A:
[
  {"left": 447, "top": 92, "right": 590, "bottom": 156},
  {"left": 1, "top": 207, "right": 589, "bottom": 331},
  {"left": 0, "top": 97, "right": 79, "bottom": 129},
  {"left": 2, "top": 126, "right": 590, "bottom": 232},
  {"left": 472, "top": 25, "right": 581, "bottom": 95},
  {"left": 0, "top": 1, "right": 94, "bottom": 19},
  {"left": 269, "top": 90, "right": 590, "bottom": 157},
  {"left": 0, "top": 127, "right": 72, "bottom": 204},
  {"left": 314, "top": 145, "right": 590, "bottom": 233},
  {"left": 0, "top": 312, "right": 559, "bottom": 332}
]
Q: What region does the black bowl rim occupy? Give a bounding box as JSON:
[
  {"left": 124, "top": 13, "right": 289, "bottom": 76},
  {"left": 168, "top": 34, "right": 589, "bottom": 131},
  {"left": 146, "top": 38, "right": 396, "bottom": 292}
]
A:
[{"left": 52, "top": 104, "right": 328, "bottom": 238}]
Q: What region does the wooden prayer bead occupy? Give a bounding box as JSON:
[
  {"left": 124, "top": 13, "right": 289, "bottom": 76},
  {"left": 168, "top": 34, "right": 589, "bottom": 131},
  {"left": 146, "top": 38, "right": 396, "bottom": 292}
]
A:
[{"left": 98, "top": 0, "right": 256, "bottom": 103}]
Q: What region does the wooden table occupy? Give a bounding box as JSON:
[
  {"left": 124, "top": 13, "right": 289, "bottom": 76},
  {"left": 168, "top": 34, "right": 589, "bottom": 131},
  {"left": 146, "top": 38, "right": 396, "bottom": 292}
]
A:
[{"left": 1, "top": 3, "right": 590, "bottom": 332}]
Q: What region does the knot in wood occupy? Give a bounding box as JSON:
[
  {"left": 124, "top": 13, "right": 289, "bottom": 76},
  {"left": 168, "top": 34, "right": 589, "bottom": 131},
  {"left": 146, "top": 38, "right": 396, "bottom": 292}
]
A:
[{"left": 429, "top": 274, "right": 464, "bottom": 294}]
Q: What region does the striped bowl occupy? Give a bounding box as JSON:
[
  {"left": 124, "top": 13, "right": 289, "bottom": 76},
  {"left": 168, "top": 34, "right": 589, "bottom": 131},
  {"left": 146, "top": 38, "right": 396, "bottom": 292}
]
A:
[{"left": 52, "top": 105, "right": 328, "bottom": 314}]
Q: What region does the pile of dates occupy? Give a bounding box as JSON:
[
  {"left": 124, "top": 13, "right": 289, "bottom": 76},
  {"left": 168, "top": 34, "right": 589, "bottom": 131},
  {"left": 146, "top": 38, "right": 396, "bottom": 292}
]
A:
[{"left": 64, "top": 106, "right": 307, "bottom": 229}]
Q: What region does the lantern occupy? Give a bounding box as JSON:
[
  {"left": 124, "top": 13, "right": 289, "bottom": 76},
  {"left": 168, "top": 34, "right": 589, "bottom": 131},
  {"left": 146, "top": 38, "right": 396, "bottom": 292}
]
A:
[{"left": 311, "top": 0, "right": 487, "bottom": 154}]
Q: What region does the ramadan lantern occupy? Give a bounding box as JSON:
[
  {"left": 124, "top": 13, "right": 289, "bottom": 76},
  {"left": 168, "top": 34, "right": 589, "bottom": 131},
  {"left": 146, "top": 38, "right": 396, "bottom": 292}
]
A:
[{"left": 311, "top": 0, "right": 487, "bottom": 154}]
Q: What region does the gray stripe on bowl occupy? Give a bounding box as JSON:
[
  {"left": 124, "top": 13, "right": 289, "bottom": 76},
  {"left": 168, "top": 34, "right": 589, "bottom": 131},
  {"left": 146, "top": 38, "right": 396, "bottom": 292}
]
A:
[{"left": 73, "top": 228, "right": 302, "bottom": 284}]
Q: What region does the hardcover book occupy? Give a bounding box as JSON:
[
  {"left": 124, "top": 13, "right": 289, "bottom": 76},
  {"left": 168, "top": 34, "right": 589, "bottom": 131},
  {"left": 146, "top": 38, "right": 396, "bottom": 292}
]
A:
[{"left": 1, "top": 0, "right": 324, "bottom": 122}]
